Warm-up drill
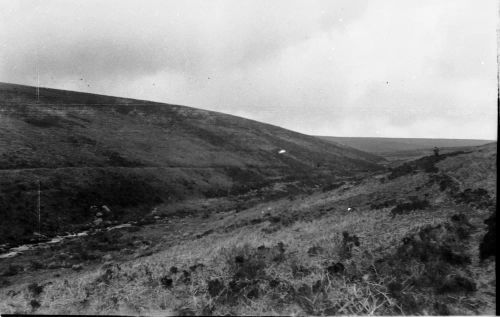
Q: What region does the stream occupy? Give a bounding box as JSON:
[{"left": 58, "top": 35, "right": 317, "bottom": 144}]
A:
[{"left": 0, "top": 223, "right": 132, "bottom": 259}]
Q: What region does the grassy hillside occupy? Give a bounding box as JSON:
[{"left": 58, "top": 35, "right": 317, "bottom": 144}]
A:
[
  {"left": 0, "top": 142, "right": 495, "bottom": 315},
  {"left": 0, "top": 82, "right": 383, "bottom": 243},
  {"left": 319, "top": 136, "right": 493, "bottom": 154}
]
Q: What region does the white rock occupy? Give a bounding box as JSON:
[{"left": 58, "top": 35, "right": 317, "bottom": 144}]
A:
[{"left": 72, "top": 264, "right": 83, "bottom": 271}]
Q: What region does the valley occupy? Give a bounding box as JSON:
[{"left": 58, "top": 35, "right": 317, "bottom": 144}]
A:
[{"left": 0, "top": 83, "right": 496, "bottom": 315}]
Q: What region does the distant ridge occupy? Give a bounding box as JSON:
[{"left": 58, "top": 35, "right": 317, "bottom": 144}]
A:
[{"left": 318, "top": 136, "right": 494, "bottom": 154}]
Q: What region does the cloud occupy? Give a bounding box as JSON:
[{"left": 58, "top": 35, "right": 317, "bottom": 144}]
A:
[{"left": 0, "top": 0, "right": 496, "bottom": 139}]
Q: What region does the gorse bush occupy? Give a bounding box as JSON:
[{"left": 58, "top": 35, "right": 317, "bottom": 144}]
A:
[
  {"left": 388, "top": 151, "right": 468, "bottom": 180},
  {"left": 373, "top": 215, "right": 477, "bottom": 314},
  {"left": 453, "top": 188, "right": 494, "bottom": 210},
  {"left": 391, "top": 198, "right": 430, "bottom": 217}
]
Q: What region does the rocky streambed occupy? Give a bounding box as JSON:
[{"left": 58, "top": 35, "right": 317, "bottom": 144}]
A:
[{"left": 0, "top": 223, "right": 133, "bottom": 259}]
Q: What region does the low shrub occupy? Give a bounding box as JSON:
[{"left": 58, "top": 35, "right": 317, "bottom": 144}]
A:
[
  {"left": 339, "top": 231, "right": 361, "bottom": 259},
  {"left": 427, "top": 173, "right": 460, "bottom": 192},
  {"left": 453, "top": 188, "right": 494, "bottom": 210},
  {"left": 436, "top": 274, "right": 476, "bottom": 294},
  {"left": 160, "top": 276, "right": 173, "bottom": 289},
  {"left": 207, "top": 278, "right": 225, "bottom": 297},
  {"left": 206, "top": 242, "right": 287, "bottom": 305},
  {"left": 29, "top": 299, "right": 41, "bottom": 311},
  {"left": 375, "top": 218, "right": 475, "bottom": 313},
  {"left": 391, "top": 198, "right": 430, "bottom": 217},
  {"left": 307, "top": 245, "right": 324, "bottom": 256},
  {"left": 27, "top": 282, "right": 44, "bottom": 297}
]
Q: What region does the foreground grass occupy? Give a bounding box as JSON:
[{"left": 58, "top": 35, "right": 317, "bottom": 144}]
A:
[{"left": 0, "top": 202, "right": 494, "bottom": 315}]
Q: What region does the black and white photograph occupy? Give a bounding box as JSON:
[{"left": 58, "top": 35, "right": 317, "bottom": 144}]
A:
[{"left": 0, "top": 0, "right": 497, "bottom": 315}]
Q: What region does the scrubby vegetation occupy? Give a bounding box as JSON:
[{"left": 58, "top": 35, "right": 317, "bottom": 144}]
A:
[
  {"left": 388, "top": 151, "right": 468, "bottom": 180},
  {"left": 453, "top": 188, "right": 495, "bottom": 210},
  {"left": 427, "top": 173, "right": 460, "bottom": 192},
  {"left": 0, "top": 170, "right": 169, "bottom": 244},
  {"left": 391, "top": 198, "right": 430, "bottom": 217}
]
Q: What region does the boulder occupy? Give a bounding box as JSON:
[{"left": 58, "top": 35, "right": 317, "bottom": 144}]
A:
[
  {"left": 72, "top": 264, "right": 83, "bottom": 271},
  {"left": 102, "top": 254, "right": 113, "bottom": 261}
]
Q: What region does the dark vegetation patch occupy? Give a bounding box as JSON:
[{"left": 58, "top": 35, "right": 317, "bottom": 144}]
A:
[
  {"left": 375, "top": 215, "right": 476, "bottom": 314},
  {"left": 427, "top": 173, "right": 460, "bottom": 192},
  {"left": 260, "top": 205, "right": 340, "bottom": 234},
  {"left": 195, "top": 229, "right": 214, "bottom": 239},
  {"left": 29, "top": 299, "right": 41, "bottom": 311},
  {"left": 206, "top": 243, "right": 286, "bottom": 305},
  {"left": 321, "top": 182, "right": 345, "bottom": 192},
  {"left": 0, "top": 170, "right": 169, "bottom": 244},
  {"left": 391, "top": 197, "right": 430, "bottom": 217},
  {"left": 326, "top": 262, "right": 345, "bottom": 275},
  {"left": 99, "top": 150, "right": 145, "bottom": 167},
  {"left": 27, "top": 282, "right": 44, "bottom": 297},
  {"left": 66, "top": 135, "right": 97, "bottom": 146},
  {"left": 160, "top": 276, "right": 173, "bottom": 289},
  {"left": 339, "top": 231, "right": 361, "bottom": 260},
  {"left": 23, "top": 114, "right": 65, "bottom": 128},
  {"left": 452, "top": 188, "right": 495, "bottom": 210},
  {"left": 307, "top": 245, "right": 325, "bottom": 256},
  {"left": 370, "top": 199, "right": 397, "bottom": 210},
  {"left": 388, "top": 151, "right": 468, "bottom": 180}
]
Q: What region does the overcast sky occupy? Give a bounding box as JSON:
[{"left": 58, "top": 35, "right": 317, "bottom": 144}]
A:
[{"left": 0, "top": 0, "right": 497, "bottom": 139}]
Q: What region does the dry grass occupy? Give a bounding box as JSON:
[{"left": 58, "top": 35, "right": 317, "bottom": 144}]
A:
[{"left": 1, "top": 201, "right": 488, "bottom": 315}]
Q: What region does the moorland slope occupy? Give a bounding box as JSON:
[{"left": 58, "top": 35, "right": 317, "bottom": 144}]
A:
[
  {"left": 0, "top": 82, "right": 382, "bottom": 243},
  {"left": 0, "top": 141, "right": 495, "bottom": 315}
]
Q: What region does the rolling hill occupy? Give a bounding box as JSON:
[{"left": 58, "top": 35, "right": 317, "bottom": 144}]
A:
[{"left": 0, "top": 82, "right": 383, "bottom": 243}]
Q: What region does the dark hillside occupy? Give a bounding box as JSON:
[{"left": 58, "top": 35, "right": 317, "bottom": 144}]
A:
[{"left": 0, "top": 82, "right": 382, "bottom": 243}]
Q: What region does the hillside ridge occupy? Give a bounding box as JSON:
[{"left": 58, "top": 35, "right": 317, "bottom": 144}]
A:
[{"left": 0, "top": 82, "right": 382, "bottom": 243}]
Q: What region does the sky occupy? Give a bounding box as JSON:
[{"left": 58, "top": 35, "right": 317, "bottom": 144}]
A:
[{"left": 0, "top": 0, "right": 497, "bottom": 139}]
